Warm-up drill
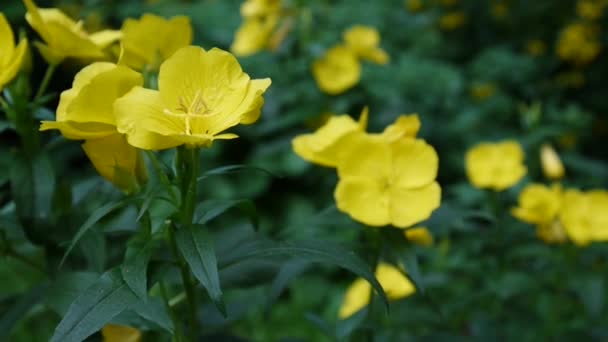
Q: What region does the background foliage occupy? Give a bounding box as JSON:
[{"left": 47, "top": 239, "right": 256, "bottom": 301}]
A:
[{"left": 2, "top": 0, "right": 608, "bottom": 340}]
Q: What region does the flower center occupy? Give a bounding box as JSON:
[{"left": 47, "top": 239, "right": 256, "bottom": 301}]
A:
[{"left": 163, "top": 90, "right": 212, "bottom": 135}]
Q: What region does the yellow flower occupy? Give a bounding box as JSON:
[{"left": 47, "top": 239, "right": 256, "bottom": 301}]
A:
[
  {"left": 0, "top": 13, "right": 28, "bottom": 91},
  {"left": 577, "top": 0, "right": 606, "bottom": 20},
  {"left": 115, "top": 46, "right": 271, "bottom": 150},
  {"left": 23, "top": 0, "right": 120, "bottom": 65},
  {"left": 335, "top": 132, "right": 441, "bottom": 227},
  {"left": 470, "top": 83, "right": 496, "bottom": 101},
  {"left": 312, "top": 45, "right": 361, "bottom": 95},
  {"left": 465, "top": 140, "right": 526, "bottom": 191},
  {"left": 406, "top": 0, "right": 424, "bottom": 13},
  {"left": 439, "top": 11, "right": 466, "bottom": 31},
  {"left": 556, "top": 23, "right": 600, "bottom": 66},
  {"left": 526, "top": 39, "right": 546, "bottom": 57},
  {"left": 241, "top": 0, "right": 281, "bottom": 18},
  {"left": 536, "top": 220, "right": 568, "bottom": 244},
  {"left": 540, "top": 144, "right": 565, "bottom": 180},
  {"left": 231, "top": 15, "right": 278, "bottom": 57},
  {"left": 380, "top": 114, "right": 421, "bottom": 142},
  {"left": 404, "top": 227, "right": 434, "bottom": 246},
  {"left": 40, "top": 62, "right": 142, "bottom": 139},
  {"left": 83, "top": 134, "right": 147, "bottom": 193},
  {"left": 512, "top": 183, "right": 562, "bottom": 225},
  {"left": 101, "top": 324, "right": 141, "bottom": 342},
  {"left": 292, "top": 108, "right": 368, "bottom": 168},
  {"left": 560, "top": 189, "right": 608, "bottom": 246},
  {"left": 343, "top": 25, "right": 389, "bottom": 65},
  {"left": 339, "top": 263, "right": 415, "bottom": 319},
  {"left": 119, "top": 14, "right": 192, "bottom": 71}
]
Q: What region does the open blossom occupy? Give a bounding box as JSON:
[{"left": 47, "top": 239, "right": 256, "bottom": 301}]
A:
[
  {"left": 465, "top": 140, "right": 526, "bottom": 191},
  {"left": 560, "top": 189, "right": 608, "bottom": 246},
  {"left": 119, "top": 13, "right": 192, "bottom": 71},
  {"left": 556, "top": 23, "right": 600, "bottom": 66},
  {"left": 23, "top": 0, "right": 121, "bottom": 65},
  {"left": 0, "top": 13, "right": 28, "bottom": 91},
  {"left": 312, "top": 45, "right": 361, "bottom": 95},
  {"left": 343, "top": 25, "right": 389, "bottom": 65},
  {"left": 231, "top": 15, "right": 278, "bottom": 57},
  {"left": 115, "top": 46, "right": 271, "bottom": 150},
  {"left": 339, "top": 263, "right": 415, "bottom": 319},
  {"left": 512, "top": 183, "right": 567, "bottom": 244}
]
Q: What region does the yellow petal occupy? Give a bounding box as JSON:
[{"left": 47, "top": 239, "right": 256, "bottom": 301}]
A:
[
  {"left": 375, "top": 263, "right": 416, "bottom": 300},
  {"left": 559, "top": 189, "right": 593, "bottom": 246},
  {"left": 0, "top": 13, "right": 15, "bottom": 66},
  {"left": 404, "top": 227, "right": 434, "bottom": 246},
  {"left": 338, "top": 278, "right": 371, "bottom": 319},
  {"left": 381, "top": 114, "right": 420, "bottom": 141},
  {"left": 312, "top": 45, "right": 361, "bottom": 95},
  {"left": 231, "top": 16, "right": 277, "bottom": 57},
  {"left": 390, "top": 182, "right": 441, "bottom": 228},
  {"left": 101, "top": 324, "right": 142, "bottom": 342},
  {"left": 465, "top": 140, "right": 526, "bottom": 191},
  {"left": 336, "top": 133, "right": 390, "bottom": 179},
  {"left": 114, "top": 87, "right": 184, "bottom": 150},
  {"left": 511, "top": 183, "right": 561, "bottom": 225},
  {"left": 89, "top": 30, "right": 123, "bottom": 48},
  {"left": 390, "top": 138, "right": 439, "bottom": 189},
  {"left": 335, "top": 177, "right": 390, "bottom": 227},
  {"left": 343, "top": 25, "right": 380, "bottom": 53},
  {"left": 540, "top": 143, "right": 565, "bottom": 180},
  {"left": 0, "top": 15, "right": 28, "bottom": 90},
  {"left": 82, "top": 134, "right": 145, "bottom": 193}
]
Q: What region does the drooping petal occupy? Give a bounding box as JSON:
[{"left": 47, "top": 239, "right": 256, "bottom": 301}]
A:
[
  {"left": 338, "top": 278, "right": 371, "bottom": 319},
  {"left": 335, "top": 177, "right": 390, "bottom": 227},
  {"left": 390, "top": 138, "right": 439, "bottom": 189},
  {"left": 375, "top": 263, "right": 416, "bottom": 300},
  {"left": 389, "top": 182, "right": 441, "bottom": 228}
]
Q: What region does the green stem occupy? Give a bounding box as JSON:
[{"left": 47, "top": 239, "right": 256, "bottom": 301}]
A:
[
  {"left": 34, "top": 64, "right": 57, "bottom": 101},
  {"left": 159, "top": 280, "right": 184, "bottom": 342}
]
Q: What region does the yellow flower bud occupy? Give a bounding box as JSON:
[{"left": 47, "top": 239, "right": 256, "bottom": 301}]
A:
[{"left": 540, "top": 144, "right": 565, "bottom": 180}]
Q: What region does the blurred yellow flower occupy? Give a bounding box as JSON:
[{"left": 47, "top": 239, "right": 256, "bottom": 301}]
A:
[
  {"left": 380, "top": 114, "right": 421, "bottom": 142},
  {"left": 526, "top": 39, "right": 546, "bottom": 57},
  {"left": 339, "top": 263, "right": 415, "bottom": 319},
  {"left": 312, "top": 45, "right": 361, "bottom": 95},
  {"left": 540, "top": 144, "right": 565, "bottom": 180},
  {"left": 556, "top": 23, "right": 600, "bottom": 66},
  {"left": 231, "top": 15, "right": 278, "bottom": 57},
  {"left": 335, "top": 132, "right": 441, "bottom": 227},
  {"left": 576, "top": 0, "right": 606, "bottom": 20},
  {"left": 101, "top": 324, "right": 142, "bottom": 342},
  {"left": 83, "top": 134, "right": 147, "bottom": 193},
  {"left": 119, "top": 14, "right": 192, "bottom": 71},
  {"left": 439, "top": 11, "right": 466, "bottom": 30},
  {"left": 292, "top": 108, "right": 368, "bottom": 168},
  {"left": 23, "top": 0, "right": 120, "bottom": 65},
  {"left": 343, "top": 25, "right": 389, "bottom": 65},
  {"left": 560, "top": 189, "right": 608, "bottom": 246},
  {"left": 470, "top": 83, "right": 496, "bottom": 101},
  {"left": 40, "top": 62, "right": 142, "bottom": 139},
  {"left": 406, "top": 0, "right": 424, "bottom": 12},
  {"left": 0, "top": 13, "right": 28, "bottom": 91},
  {"left": 465, "top": 140, "right": 526, "bottom": 191},
  {"left": 115, "top": 46, "right": 271, "bottom": 150},
  {"left": 512, "top": 183, "right": 567, "bottom": 244},
  {"left": 241, "top": 0, "right": 281, "bottom": 18},
  {"left": 404, "top": 227, "right": 434, "bottom": 246}
]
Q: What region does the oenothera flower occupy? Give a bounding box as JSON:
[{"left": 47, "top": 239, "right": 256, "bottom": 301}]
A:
[
  {"left": 292, "top": 108, "right": 368, "bottom": 167},
  {"left": 465, "top": 140, "right": 526, "bottom": 191},
  {"left": 439, "top": 11, "right": 466, "bottom": 30},
  {"left": 512, "top": 183, "right": 567, "bottom": 244},
  {"left": 101, "top": 324, "right": 142, "bottom": 342},
  {"left": 556, "top": 23, "right": 600, "bottom": 66},
  {"left": 540, "top": 143, "right": 565, "bottom": 180},
  {"left": 339, "top": 263, "right": 415, "bottom": 319},
  {"left": 0, "top": 13, "right": 28, "bottom": 91},
  {"left": 380, "top": 113, "right": 420, "bottom": 142},
  {"left": 119, "top": 14, "right": 192, "bottom": 71},
  {"left": 560, "top": 189, "right": 608, "bottom": 246},
  {"left": 231, "top": 15, "right": 278, "bottom": 57},
  {"left": 115, "top": 46, "right": 271, "bottom": 150},
  {"left": 312, "top": 45, "right": 361, "bottom": 95},
  {"left": 39, "top": 62, "right": 145, "bottom": 192},
  {"left": 23, "top": 0, "right": 121, "bottom": 65},
  {"left": 241, "top": 0, "right": 282, "bottom": 18},
  {"left": 335, "top": 132, "right": 441, "bottom": 227},
  {"left": 404, "top": 226, "right": 434, "bottom": 246},
  {"left": 343, "top": 25, "right": 389, "bottom": 65}
]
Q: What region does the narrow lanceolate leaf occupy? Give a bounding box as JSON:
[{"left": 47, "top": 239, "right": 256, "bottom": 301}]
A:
[
  {"left": 60, "top": 198, "right": 132, "bottom": 268},
  {"left": 402, "top": 249, "right": 425, "bottom": 294},
  {"left": 0, "top": 284, "right": 46, "bottom": 340},
  {"left": 132, "top": 297, "right": 174, "bottom": 334},
  {"left": 196, "top": 164, "right": 278, "bottom": 182},
  {"left": 50, "top": 269, "right": 139, "bottom": 342},
  {"left": 175, "top": 224, "right": 225, "bottom": 315},
  {"left": 196, "top": 199, "right": 259, "bottom": 230},
  {"left": 121, "top": 240, "right": 156, "bottom": 300},
  {"left": 220, "top": 239, "right": 389, "bottom": 311}
]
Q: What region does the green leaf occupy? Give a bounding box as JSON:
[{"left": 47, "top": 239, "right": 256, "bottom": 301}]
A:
[
  {"left": 175, "top": 224, "right": 225, "bottom": 315},
  {"left": 50, "top": 269, "right": 139, "bottom": 342},
  {"left": 0, "top": 284, "right": 46, "bottom": 340},
  {"left": 401, "top": 249, "right": 425, "bottom": 294},
  {"left": 131, "top": 297, "right": 174, "bottom": 333},
  {"left": 45, "top": 272, "right": 99, "bottom": 316},
  {"left": 220, "top": 239, "right": 389, "bottom": 311},
  {"left": 196, "top": 199, "right": 259, "bottom": 230},
  {"left": 59, "top": 198, "right": 132, "bottom": 268},
  {"left": 121, "top": 239, "right": 156, "bottom": 300},
  {"left": 267, "top": 259, "right": 311, "bottom": 307},
  {"left": 197, "top": 164, "right": 278, "bottom": 182}
]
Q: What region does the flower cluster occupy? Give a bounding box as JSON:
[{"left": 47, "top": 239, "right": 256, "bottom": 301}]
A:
[{"left": 312, "top": 25, "right": 389, "bottom": 95}]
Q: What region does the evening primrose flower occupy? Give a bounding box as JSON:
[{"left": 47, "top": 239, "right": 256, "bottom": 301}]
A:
[
  {"left": 0, "top": 13, "right": 28, "bottom": 91},
  {"left": 115, "top": 46, "right": 271, "bottom": 150},
  {"left": 576, "top": 0, "right": 606, "bottom": 20},
  {"left": 231, "top": 15, "right": 278, "bottom": 57},
  {"left": 119, "top": 14, "right": 192, "bottom": 71},
  {"left": 556, "top": 23, "right": 600, "bottom": 66},
  {"left": 465, "top": 140, "right": 526, "bottom": 191},
  {"left": 335, "top": 132, "right": 441, "bottom": 227},
  {"left": 312, "top": 45, "right": 361, "bottom": 95},
  {"left": 439, "top": 11, "right": 466, "bottom": 30},
  {"left": 380, "top": 114, "right": 421, "bottom": 142},
  {"left": 540, "top": 144, "right": 565, "bottom": 180},
  {"left": 101, "top": 324, "right": 142, "bottom": 342},
  {"left": 292, "top": 108, "right": 368, "bottom": 168},
  {"left": 560, "top": 189, "right": 608, "bottom": 246},
  {"left": 339, "top": 263, "right": 415, "bottom": 319},
  {"left": 512, "top": 183, "right": 567, "bottom": 243},
  {"left": 343, "top": 25, "right": 389, "bottom": 65},
  {"left": 241, "top": 0, "right": 281, "bottom": 18},
  {"left": 23, "top": 0, "right": 120, "bottom": 65},
  {"left": 404, "top": 227, "right": 434, "bottom": 246}
]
